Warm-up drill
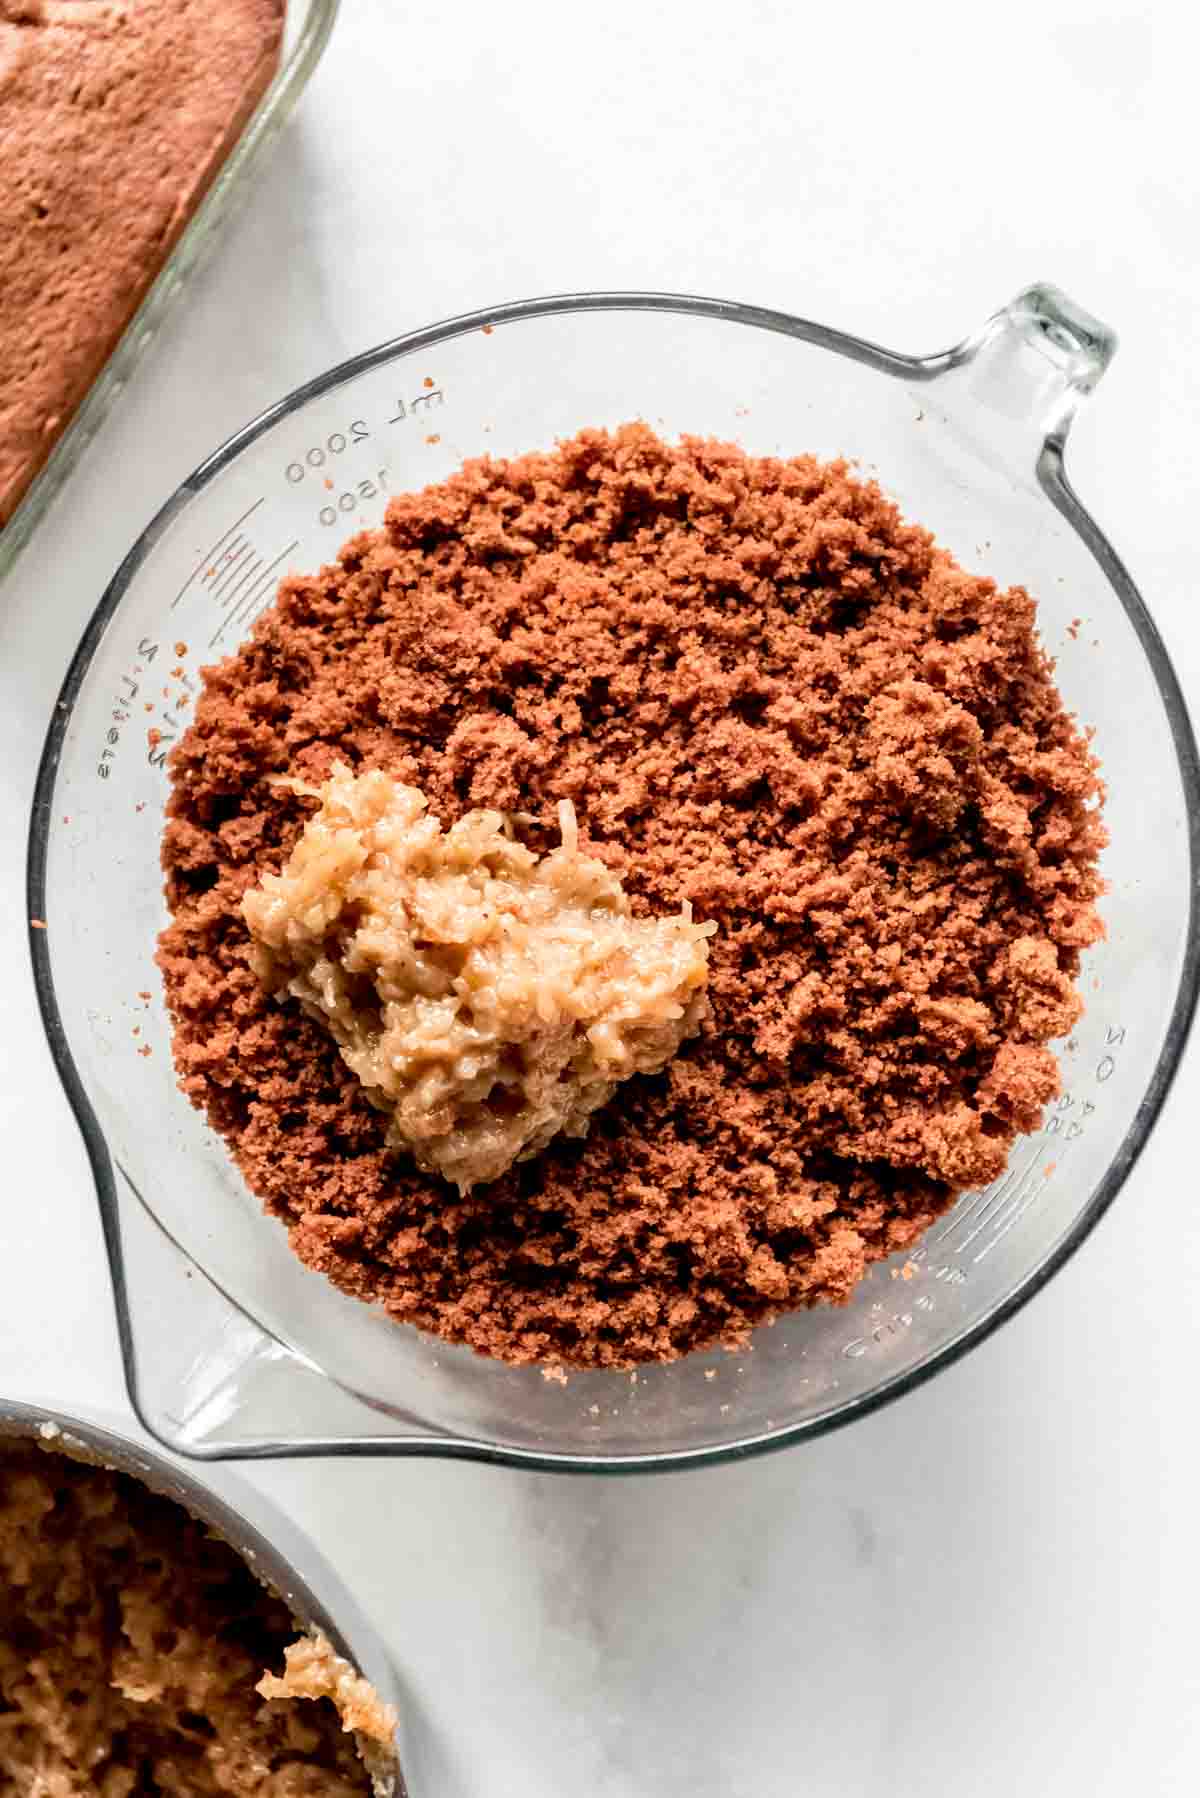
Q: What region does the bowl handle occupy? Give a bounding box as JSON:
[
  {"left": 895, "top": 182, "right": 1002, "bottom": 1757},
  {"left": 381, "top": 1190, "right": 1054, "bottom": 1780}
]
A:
[
  {"left": 108, "top": 1160, "right": 430, "bottom": 1460},
  {"left": 912, "top": 282, "right": 1118, "bottom": 483}
]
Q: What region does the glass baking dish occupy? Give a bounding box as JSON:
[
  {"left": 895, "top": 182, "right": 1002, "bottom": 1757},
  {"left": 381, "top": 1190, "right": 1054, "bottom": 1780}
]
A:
[
  {"left": 0, "top": 0, "right": 340, "bottom": 585},
  {"left": 27, "top": 283, "right": 1200, "bottom": 1468}
]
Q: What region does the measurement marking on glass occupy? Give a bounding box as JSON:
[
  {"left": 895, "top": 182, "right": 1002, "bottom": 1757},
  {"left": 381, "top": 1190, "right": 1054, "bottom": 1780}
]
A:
[
  {"left": 225, "top": 542, "right": 298, "bottom": 635},
  {"left": 974, "top": 1151, "right": 1065, "bottom": 1262},
  {"left": 950, "top": 1166, "right": 1023, "bottom": 1251},
  {"left": 218, "top": 555, "right": 264, "bottom": 620},
  {"left": 211, "top": 542, "right": 255, "bottom": 604},
  {"left": 238, "top": 579, "right": 289, "bottom": 638},
  {"left": 170, "top": 497, "right": 264, "bottom": 610},
  {"left": 210, "top": 534, "right": 246, "bottom": 580},
  {"left": 935, "top": 1164, "right": 1019, "bottom": 1246},
  {"left": 954, "top": 1155, "right": 1039, "bottom": 1255},
  {"left": 211, "top": 540, "right": 299, "bottom": 648},
  {"left": 239, "top": 591, "right": 278, "bottom": 636},
  {"left": 194, "top": 534, "right": 246, "bottom": 598},
  {"left": 933, "top": 1181, "right": 999, "bottom": 1243}
]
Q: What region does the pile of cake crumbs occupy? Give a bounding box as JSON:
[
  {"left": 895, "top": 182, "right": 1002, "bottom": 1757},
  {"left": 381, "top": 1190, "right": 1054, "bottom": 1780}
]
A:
[{"left": 157, "top": 423, "right": 1105, "bottom": 1369}]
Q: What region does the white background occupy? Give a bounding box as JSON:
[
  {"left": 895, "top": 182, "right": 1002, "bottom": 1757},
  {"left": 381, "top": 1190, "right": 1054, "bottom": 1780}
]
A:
[{"left": 2, "top": 2, "right": 1199, "bottom": 1793}]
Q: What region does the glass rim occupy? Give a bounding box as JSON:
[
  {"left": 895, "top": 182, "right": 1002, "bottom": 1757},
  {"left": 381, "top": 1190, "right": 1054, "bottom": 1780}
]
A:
[{"left": 25, "top": 287, "right": 1200, "bottom": 1471}]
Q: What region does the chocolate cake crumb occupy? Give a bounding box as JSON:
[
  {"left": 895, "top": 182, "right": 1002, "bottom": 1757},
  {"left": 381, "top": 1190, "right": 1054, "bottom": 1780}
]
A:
[{"left": 158, "top": 424, "right": 1105, "bottom": 1369}]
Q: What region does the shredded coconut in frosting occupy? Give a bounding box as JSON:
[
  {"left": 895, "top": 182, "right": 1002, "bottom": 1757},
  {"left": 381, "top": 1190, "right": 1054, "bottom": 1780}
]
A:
[{"left": 242, "top": 764, "right": 713, "bottom": 1192}]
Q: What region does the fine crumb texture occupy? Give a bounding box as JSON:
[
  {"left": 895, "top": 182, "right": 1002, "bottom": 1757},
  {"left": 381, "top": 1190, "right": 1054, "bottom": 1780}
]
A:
[
  {"left": 242, "top": 764, "right": 713, "bottom": 1192},
  {"left": 0, "top": 0, "right": 284, "bottom": 526},
  {"left": 158, "top": 424, "right": 1105, "bottom": 1369},
  {"left": 0, "top": 1441, "right": 382, "bottom": 1795}
]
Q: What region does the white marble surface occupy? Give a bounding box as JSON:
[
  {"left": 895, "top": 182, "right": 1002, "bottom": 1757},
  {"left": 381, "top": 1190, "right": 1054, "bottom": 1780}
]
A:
[{"left": 2, "top": 2, "right": 1200, "bottom": 1792}]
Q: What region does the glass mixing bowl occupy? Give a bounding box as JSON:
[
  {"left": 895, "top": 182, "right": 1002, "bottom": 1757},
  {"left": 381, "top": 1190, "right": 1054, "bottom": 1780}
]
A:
[{"left": 28, "top": 284, "right": 1200, "bottom": 1467}]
